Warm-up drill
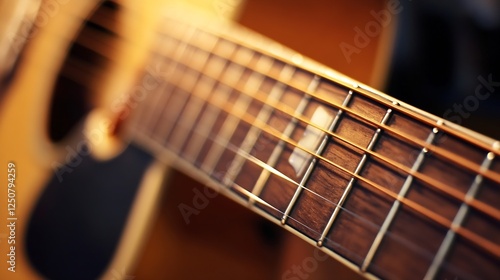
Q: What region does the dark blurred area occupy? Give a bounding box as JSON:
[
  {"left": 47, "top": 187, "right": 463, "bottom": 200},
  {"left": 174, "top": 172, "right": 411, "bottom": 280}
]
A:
[{"left": 386, "top": 0, "right": 500, "bottom": 140}]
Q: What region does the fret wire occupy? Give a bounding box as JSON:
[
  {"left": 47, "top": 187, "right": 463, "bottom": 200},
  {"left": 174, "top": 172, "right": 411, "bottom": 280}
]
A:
[
  {"left": 149, "top": 38, "right": 500, "bottom": 223},
  {"left": 246, "top": 86, "right": 499, "bottom": 220},
  {"left": 155, "top": 26, "right": 500, "bottom": 184},
  {"left": 245, "top": 73, "right": 316, "bottom": 206},
  {"left": 317, "top": 104, "right": 394, "bottom": 247},
  {"left": 139, "top": 19, "right": 500, "bottom": 258},
  {"left": 150, "top": 34, "right": 204, "bottom": 144},
  {"left": 183, "top": 84, "right": 223, "bottom": 163},
  {"left": 162, "top": 36, "right": 500, "bottom": 221},
  {"left": 224, "top": 65, "right": 315, "bottom": 190},
  {"left": 158, "top": 44, "right": 500, "bottom": 222},
  {"left": 121, "top": 14, "right": 500, "bottom": 276},
  {"left": 244, "top": 65, "right": 296, "bottom": 203},
  {"left": 123, "top": 82, "right": 150, "bottom": 136},
  {"left": 201, "top": 54, "right": 272, "bottom": 174},
  {"left": 142, "top": 27, "right": 197, "bottom": 140},
  {"left": 131, "top": 107, "right": 382, "bottom": 279},
  {"left": 146, "top": 40, "right": 500, "bottom": 257},
  {"left": 166, "top": 39, "right": 220, "bottom": 150},
  {"left": 164, "top": 16, "right": 500, "bottom": 160},
  {"left": 182, "top": 45, "right": 251, "bottom": 164},
  {"left": 423, "top": 151, "right": 495, "bottom": 280},
  {"left": 130, "top": 63, "right": 499, "bottom": 259},
  {"left": 210, "top": 89, "right": 500, "bottom": 257},
  {"left": 227, "top": 97, "right": 499, "bottom": 255},
  {"left": 230, "top": 179, "right": 378, "bottom": 273},
  {"left": 242, "top": 71, "right": 315, "bottom": 200},
  {"left": 227, "top": 97, "right": 500, "bottom": 256},
  {"left": 281, "top": 87, "right": 351, "bottom": 225},
  {"left": 259, "top": 70, "right": 500, "bottom": 184},
  {"left": 361, "top": 124, "right": 439, "bottom": 272},
  {"left": 124, "top": 31, "right": 185, "bottom": 135}
]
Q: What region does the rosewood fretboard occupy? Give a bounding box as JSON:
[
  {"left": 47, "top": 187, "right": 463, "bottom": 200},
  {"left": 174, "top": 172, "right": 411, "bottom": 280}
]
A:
[{"left": 119, "top": 11, "right": 500, "bottom": 280}]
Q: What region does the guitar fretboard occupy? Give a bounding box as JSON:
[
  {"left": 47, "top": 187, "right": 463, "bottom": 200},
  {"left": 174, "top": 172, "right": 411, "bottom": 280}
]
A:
[{"left": 120, "top": 11, "right": 500, "bottom": 280}]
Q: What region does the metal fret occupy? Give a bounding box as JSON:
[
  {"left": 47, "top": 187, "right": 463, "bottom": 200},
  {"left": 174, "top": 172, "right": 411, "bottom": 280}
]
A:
[
  {"left": 168, "top": 42, "right": 234, "bottom": 151},
  {"left": 224, "top": 71, "right": 319, "bottom": 188},
  {"left": 201, "top": 54, "right": 273, "bottom": 174},
  {"left": 183, "top": 56, "right": 249, "bottom": 163},
  {"left": 318, "top": 100, "right": 394, "bottom": 247},
  {"left": 423, "top": 149, "right": 495, "bottom": 280},
  {"left": 144, "top": 27, "right": 197, "bottom": 139},
  {"left": 128, "top": 34, "right": 185, "bottom": 135},
  {"left": 280, "top": 87, "right": 351, "bottom": 225},
  {"left": 222, "top": 64, "right": 296, "bottom": 191},
  {"left": 361, "top": 121, "right": 440, "bottom": 272},
  {"left": 151, "top": 37, "right": 210, "bottom": 143},
  {"left": 244, "top": 74, "right": 320, "bottom": 206},
  {"left": 241, "top": 88, "right": 297, "bottom": 195}
]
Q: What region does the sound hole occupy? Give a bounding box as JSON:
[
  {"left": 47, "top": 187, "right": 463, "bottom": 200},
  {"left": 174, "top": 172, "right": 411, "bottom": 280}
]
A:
[{"left": 48, "top": 0, "right": 120, "bottom": 141}]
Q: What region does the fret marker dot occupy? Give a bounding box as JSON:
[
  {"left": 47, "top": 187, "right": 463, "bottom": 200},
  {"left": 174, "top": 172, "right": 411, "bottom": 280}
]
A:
[
  {"left": 493, "top": 141, "right": 500, "bottom": 150},
  {"left": 487, "top": 152, "right": 495, "bottom": 160}
]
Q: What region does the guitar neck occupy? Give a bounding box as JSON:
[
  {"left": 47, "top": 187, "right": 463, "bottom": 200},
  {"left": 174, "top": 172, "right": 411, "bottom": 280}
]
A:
[{"left": 118, "top": 10, "right": 500, "bottom": 280}]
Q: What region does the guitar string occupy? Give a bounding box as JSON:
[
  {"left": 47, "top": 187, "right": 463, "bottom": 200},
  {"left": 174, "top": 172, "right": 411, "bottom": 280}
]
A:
[
  {"left": 145, "top": 62, "right": 499, "bottom": 259},
  {"left": 126, "top": 79, "right": 478, "bottom": 278},
  {"left": 148, "top": 34, "right": 500, "bottom": 224},
  {"left": 150, "top": 28, "right": 500, "bottom": 240},
  {"left": 74, "top": 8, "right": 500, "bottom": 179},
  {"left": 153, "top": 45, "right": 500, "bottom": 223},
  {"left": 156, "top": 19, "right": 500, "bottom": 187},
  {"left": 162, "top": 31, "right": 500, "bottom": 186},
  {"left": 78, "top": 11, "right": 500, "bottom": 185},
  {"left": 167, "top": 15, "right": 500, "bottom": 162}
]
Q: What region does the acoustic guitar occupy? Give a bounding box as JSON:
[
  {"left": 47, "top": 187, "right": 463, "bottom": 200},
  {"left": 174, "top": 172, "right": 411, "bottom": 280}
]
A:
[{"left": 0, "top": 0, "right": 498, "bottom": 279}]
